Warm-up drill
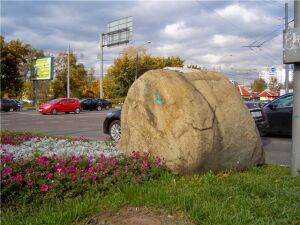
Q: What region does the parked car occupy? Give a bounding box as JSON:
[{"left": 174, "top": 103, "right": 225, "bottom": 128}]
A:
[
  {"left": 11, "top": 99, "right": 22, "bottom": 111},
  {"left": 244, "top": 101, "right": 269, "bottom": 136},
  {"left": 103, "top": 110, "right": 121, "bottom": 142},
  {"left": 80, "top": 98, "right": 103, "bottom": 111},
  {"left": 0, "top": 99, "right": 19, "bottom": 112},
  {"left": 262, "top": 93, "right": 293, "bottom": 135},
  {"left": 39, "top": 98, "right": 81, "bottom": 115},
  {"left": 96, "top": 99, "right": 112, "bottom": 110}
]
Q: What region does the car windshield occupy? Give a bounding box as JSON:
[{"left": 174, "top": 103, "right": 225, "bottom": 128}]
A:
[{"left": 48, "top": 99, "right": 59, "bottom": 104}]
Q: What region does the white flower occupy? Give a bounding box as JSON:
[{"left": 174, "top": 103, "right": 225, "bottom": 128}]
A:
[{"left": 1, "top": 137, "right": 120, "bottom": 160}]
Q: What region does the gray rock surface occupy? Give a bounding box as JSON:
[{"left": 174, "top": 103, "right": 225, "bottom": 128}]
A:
[{"left": 119, "top": 69, "right": 265, "bottom": 174}]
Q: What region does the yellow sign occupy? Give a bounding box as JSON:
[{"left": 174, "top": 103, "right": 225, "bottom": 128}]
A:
[{"left": 32, "top": 57, "right": 53, "bottom": 80}]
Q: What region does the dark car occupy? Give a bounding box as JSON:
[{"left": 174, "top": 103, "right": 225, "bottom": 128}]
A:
[
  {"left": 245, "top": 101, "right": 269, "bottom": 136},
  {"left": 97, "top": 99, "right": 112, "bottom": 110},
  {"left": 0, "top": 99, "right": 19, "bottom": 112},
  {"left": 11, "top": 99, "right": 22, "bottom": 111},
  {"left": 80, "top": 98, "right": 103, "bottom": 111},
  {"left": 262, "top": 93, "right": 293, "bottom": 135},
  {"left": 103, "top": 110, "right": 121, "bottom": 142}
]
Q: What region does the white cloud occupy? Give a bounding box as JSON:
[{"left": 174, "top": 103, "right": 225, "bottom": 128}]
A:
[
  {"left": 2, "top": 1, "right": 285, "bottom": 83},
  {"left": 216, "top": 4, "right": 274, "bottom": 25},
  {"left": 212, "top": 34, "right": 247, "bottom": 47},
  {"left": 160, "top": 21, "right": 198, "bottom": 41}
]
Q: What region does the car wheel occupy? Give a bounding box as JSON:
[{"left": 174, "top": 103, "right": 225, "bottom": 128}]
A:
[
  {"left": 51, "top": 108, "right": 58, "bottom": 115},
  {"left": 109, "top": 120, "right": 121, "bottom": 142},
  {"left": 97, "top": 106, "right": 102, "bottom": 111},
  {"left": 75, "top": 108, "right": 80, "bottom": 114},
  {"left": 9, "top": 108, "right": 14, "bottom": 112}
]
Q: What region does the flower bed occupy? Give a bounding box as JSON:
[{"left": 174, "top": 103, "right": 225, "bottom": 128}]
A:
[
  {"left": 2, "top": 137, "right": 119, "bottom": 160},
  {"left": 0, "top": 132, "right": 164, "bottom": 204}
]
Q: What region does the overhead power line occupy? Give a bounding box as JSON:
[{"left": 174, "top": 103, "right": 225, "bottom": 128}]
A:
[{"left": 242, "top": 19, "right": 295, "bottom": 48}]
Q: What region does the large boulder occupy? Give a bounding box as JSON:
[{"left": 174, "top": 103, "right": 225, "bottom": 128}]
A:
[{"left": 119, "top": 68, "right": 265, "bottom": 175}]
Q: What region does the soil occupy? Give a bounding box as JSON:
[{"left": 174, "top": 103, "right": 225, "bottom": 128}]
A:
[{"left": 85, "top": 207, "right": 194, "bottom": 225}]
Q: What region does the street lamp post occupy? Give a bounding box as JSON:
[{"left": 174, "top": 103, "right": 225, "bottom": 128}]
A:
[
  {"left": 218, "top": 54, "right": 233, "bottom": 72},
  {"left": 135, "top": 41, "right": 151, "bottom": 81},
  {"left": 67, "top": 44, "right": 70, "bottom": 98}
]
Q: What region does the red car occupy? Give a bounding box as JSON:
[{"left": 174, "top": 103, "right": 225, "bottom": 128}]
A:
[{"left": 39, "top": 98, "right": 81, "bottom": 115}]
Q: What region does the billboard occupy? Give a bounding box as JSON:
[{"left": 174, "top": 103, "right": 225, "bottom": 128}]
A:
[
  {"left": 106, "top": 16, "right": 133, "bottom": 47},
  {"left": 32, "top": 57, "right": 54, "bottom": 80}
]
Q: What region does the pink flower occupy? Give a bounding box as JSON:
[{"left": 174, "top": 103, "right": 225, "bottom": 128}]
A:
[
  {"left": 16, "top": 175, "right": 23, "bottom": 182},
  {"left": 96, "top": 163, "right": 103, "bottom": 170},
  {"left": 47, "top": 173, "right": 54, "bottom": 180},
  {"left": 38, "top": 156, "right": 49, "bottom": 167},
  {"left": 110, "top": 160, "right": 117, "bottom": 169},
  {"left": 27, "top": 180, "right": 33, "bottom": 186},
  {"left": 143, "top": 159, "right": 149, "bottom": 169},
  {"left": 103, "top": 170, "right": 108, "bottom": 177},
  {"left": 113, "top": 169, "right": 119, "bottom": 177},
  {"left": 40, "top": 185, "right": 49, "bottom": 192},
  {"left": 156, "top": 156, "right": 161, "bottom": 166},
  {"left": 83, "top": 173, "right": 89, "bottom": 180},
  {"left": 99, "top": 153, "right": 105, "bottom": 159},
  {"left": 88, "top": 166, "right": 94, "bottom": 173},
  {"left": 91, "top": 173, "right": 97, "bottom": 181},
  {"left": 3, "top": 155, "right": 11, "bottom": 162},
  {"left": 125, "top": 166, "right": 129, "bottom": 173},
  {"left": 2, "top": 167, "right": 13, "bottom": 177},
  {"left": 72, "top": 174, "right": 77, "bottom": 181}
]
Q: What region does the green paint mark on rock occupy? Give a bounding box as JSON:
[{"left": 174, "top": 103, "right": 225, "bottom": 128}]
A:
[
  {"left": 294, "top": 115, "right": 300, "bottom": 119},
  {"left": 156, "top": 93, "right": 163, "bottom": 106}
]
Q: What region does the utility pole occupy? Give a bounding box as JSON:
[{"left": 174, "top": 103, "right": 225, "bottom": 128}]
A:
[
  {"left": 135, "top": 51, "right": 139, "bottom": 80},
  {"left": 100, "top": 34, "right": 104, "bottom": 99},
  {"left": 291, "top": 0, "right": 300, "bottom": 177},
  {"left": 67, "top": 44, "right": 70, "bottom": 98},
  {"left": 285, "top": 3, "right": 290, "bottom": 94},
  {"left": 135, "top": 41, "right": 151, "bottom": 81}
]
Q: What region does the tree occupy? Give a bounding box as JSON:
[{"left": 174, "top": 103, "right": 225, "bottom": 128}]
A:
[
  {"left": 251, "top": 78, "right": 267, "bottom": 92},
  {"left": 82, "top": 68, "right": 96, "bottom": 98},
  {"left": 105, "top": 47, "right": 184, "bottom": 99},
  {"left": 0, "top": 36, "right": 44, "bottom": 98},
  {"left": 51, "top": 51, "right": 88, "bottom": 98},
  {"left": 268, "top": 76, "right": 280, "bottom": 91}
]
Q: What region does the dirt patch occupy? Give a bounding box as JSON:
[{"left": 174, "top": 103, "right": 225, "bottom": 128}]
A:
[{"left": 85, "top": 207, "right": 194, "bottom": 225}]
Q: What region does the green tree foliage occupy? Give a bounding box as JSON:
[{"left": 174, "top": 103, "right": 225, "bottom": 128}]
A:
[
  {"left": 51, "top": 52, "right": 88, "bottom": 98},
  {"left": 0, "top": 36, "right": 44, "bottom": 98},
  {"left": 268, "top": 76, "right": 280, "bottom": 92},
  {"left": 251, "top": 78, "right": 267, "bottom": 92},
  {"left": 105, "top": 47, "right": 184, "bottom": 99}
]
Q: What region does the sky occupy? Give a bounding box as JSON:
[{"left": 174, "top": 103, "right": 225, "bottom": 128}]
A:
[{"left": 1, "top": 0, "right": 295, "bottom": 84}]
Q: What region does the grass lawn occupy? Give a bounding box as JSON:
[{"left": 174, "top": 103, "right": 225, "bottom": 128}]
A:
[{"left": 2, "top": 165, "right": 300, "bottom": 225}]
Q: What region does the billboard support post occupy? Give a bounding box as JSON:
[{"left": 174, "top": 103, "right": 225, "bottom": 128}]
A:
[
  {"left": 99, "top": 16, "right": 133, "bottom": 99},
  {"left": 67, "top": 44, "right": 70, "bottom": 98},
  {"left": 32, "top": 81, "right": 38, "bottom": 107},
  {"left": 31, "top": 57, "right": 54, "bottom": 106},
  {"left": 100, "top": 34, "right": 104, "bottom": 99}
]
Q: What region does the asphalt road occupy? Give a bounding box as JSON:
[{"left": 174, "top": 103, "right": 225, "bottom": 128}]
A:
[
  {"left": 0, "top": 110, "right": 112, "bottom": 140},
  {"left": 0, "top": 110, "right": 292, "bottom": 166}
]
